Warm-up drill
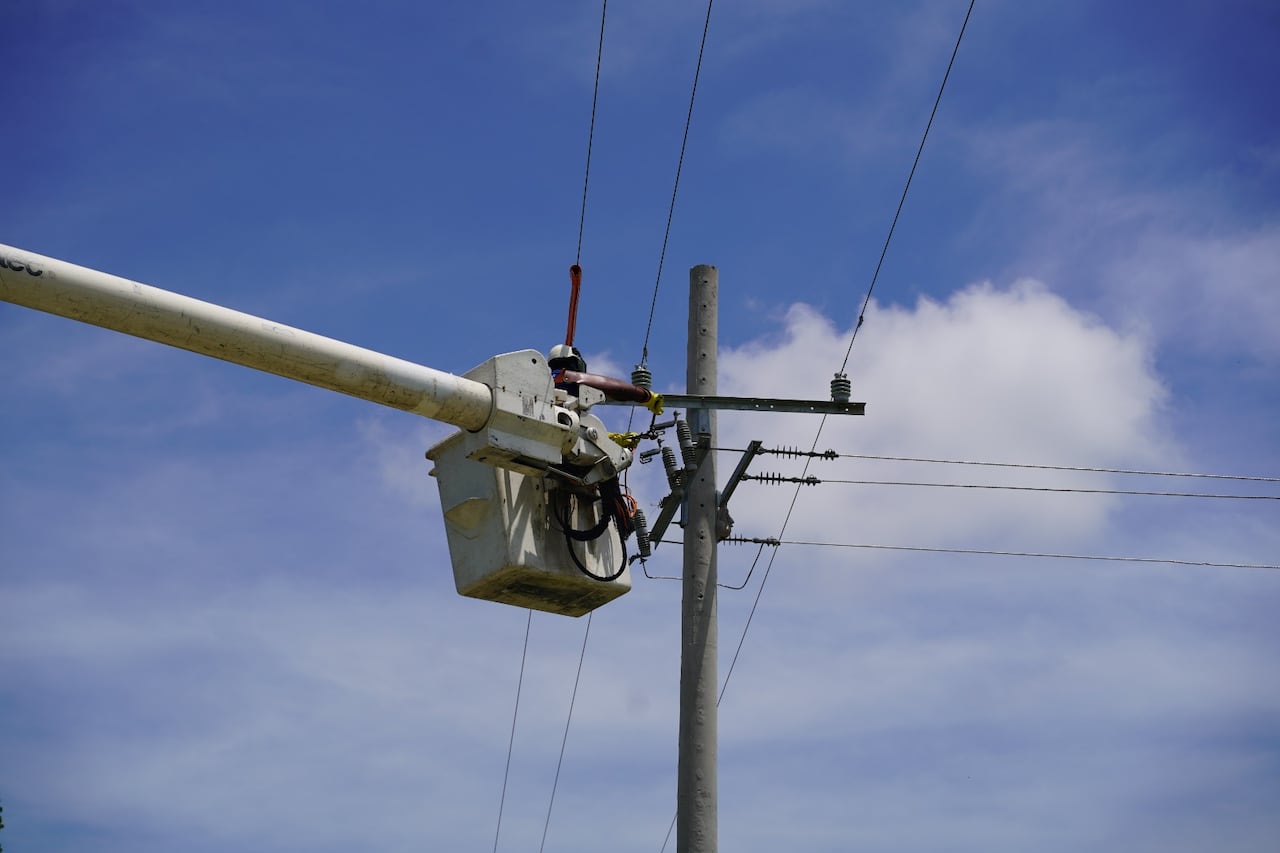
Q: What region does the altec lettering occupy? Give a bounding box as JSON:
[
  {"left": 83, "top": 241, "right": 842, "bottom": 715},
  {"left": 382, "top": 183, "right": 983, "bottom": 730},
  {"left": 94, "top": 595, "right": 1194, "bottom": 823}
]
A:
[{"left": 0, "top": 255, "right": 44, "bottom": 276}]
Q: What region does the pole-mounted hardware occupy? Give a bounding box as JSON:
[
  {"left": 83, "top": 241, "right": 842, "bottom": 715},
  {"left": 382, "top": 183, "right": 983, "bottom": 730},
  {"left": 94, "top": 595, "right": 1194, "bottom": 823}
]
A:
[
  {"left": 723, "top": 535, "right": 781, "bottom": 547},
  {"left": 598, "top": 393, "right": 864, "bottom": 416},
  {"left": 718, "top": 440, "right": 763, "bottom": 511},
  {"left": 712, "top": 440, "right": 765, "bottom": 543},
  {"left": 742, "top": 472, "right": 822, "bottom": 486},
  {"left": 642, "top": 414, "right": 711, "bottom": 553}
]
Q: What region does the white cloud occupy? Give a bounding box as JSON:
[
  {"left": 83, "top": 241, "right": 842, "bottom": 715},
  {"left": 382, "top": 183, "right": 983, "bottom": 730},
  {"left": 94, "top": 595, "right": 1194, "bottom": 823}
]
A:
[{"left": 716, "top": 280, "right": 1173, "bottom": 555}]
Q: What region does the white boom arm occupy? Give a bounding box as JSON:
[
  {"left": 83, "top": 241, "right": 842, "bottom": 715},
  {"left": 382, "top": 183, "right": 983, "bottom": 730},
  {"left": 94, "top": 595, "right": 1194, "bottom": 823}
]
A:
[
  {"left": 1, "top": 241, "right": 636, "bottom": 617},
  {"left": 0, "top": 243, "right": 492, "bottom": 430}
]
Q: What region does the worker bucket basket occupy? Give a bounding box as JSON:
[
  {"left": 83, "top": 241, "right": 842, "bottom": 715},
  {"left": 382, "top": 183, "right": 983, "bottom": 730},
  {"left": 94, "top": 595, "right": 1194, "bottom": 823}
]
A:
[{"left": 427, "top": 430, "right": 632, "bottom": 617}]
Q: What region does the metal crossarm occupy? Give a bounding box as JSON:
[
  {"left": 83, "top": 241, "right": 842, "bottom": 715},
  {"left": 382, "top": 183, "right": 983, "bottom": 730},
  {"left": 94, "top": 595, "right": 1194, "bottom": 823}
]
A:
[{"left": 598, "top": 393, "right": 864, "bottom": 416}]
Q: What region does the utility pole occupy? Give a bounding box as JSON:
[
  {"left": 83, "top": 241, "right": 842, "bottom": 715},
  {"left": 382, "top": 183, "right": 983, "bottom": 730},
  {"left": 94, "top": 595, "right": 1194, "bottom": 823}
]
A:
[{"left": 678, "top": 264, "right": 718, "bottom": 853}]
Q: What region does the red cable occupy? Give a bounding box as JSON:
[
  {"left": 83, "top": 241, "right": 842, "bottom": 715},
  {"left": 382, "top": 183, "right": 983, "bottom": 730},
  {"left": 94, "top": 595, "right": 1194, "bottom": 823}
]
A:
[{"left": 565, "top": 264, "right": 583, "bottom": 346}]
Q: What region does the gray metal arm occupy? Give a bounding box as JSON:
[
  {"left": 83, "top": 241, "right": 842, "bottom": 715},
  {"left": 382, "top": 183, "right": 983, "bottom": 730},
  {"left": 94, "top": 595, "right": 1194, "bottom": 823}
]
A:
[{"left": 599, "top": 393, "right": 865, "bottom": 416}]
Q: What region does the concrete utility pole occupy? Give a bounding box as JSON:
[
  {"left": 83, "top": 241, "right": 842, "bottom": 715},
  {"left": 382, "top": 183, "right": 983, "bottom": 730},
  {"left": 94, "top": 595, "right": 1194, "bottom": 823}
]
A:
[{"left": 678, "top": 264, "right": 718, "bottom": 853}]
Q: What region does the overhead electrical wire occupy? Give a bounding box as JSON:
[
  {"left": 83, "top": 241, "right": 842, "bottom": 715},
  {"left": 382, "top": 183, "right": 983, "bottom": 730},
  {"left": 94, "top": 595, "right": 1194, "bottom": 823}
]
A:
[
  {"left": 660, "top": 5, "right": 972, "bottom": 851},
  {"left": 532, "top": 6, "right": 615, "bottom": 853},
  {"left": 538, "top": 612, "right": 594, "bottom": 853},
  {"left": 575, "top": 0, "right": 609, "bottom": 266},
  {"left": 660, "top": 537, "right": 1280, "bottom": 571},
  {"left": 724, "top": 538, "right": 1280, "bottom": 571},
  {"left": 718, "top": 0, "right": 977, "bottom": 708},
  {"left": 725, "top": 446, "right": 1280, "bottom": 484},
  {"left": 492, "top": 610, "right": 533, "bottom": 853},
  {"left": 719, "top": 543, "right": 768, "bottom": 591},
  {"left": 832, "top": 453, "right": 1280, "bottom": 482},
  {"left": 742, "top": 473, "right": 1280, "bottom": 500},
  {"left": 638, "top": 0, "right": 715, "bottom": 368},
  {"left": 647, "top": 6, "right": 718, "bottom": 851},
  {"left": 839, "top": 0, "right": 976, "bottom": 372},
  {"left": 722, "top": 448, "right": 815, "bottom": 696},
  {"left": 664, "top": 11, "right": 980, "bottom": 846},
  {"left": 547, "top": 0, "right": 718, "bottom": 845},
  {"left": 660, "top": 462, "right": 804, "bottom": 851}
]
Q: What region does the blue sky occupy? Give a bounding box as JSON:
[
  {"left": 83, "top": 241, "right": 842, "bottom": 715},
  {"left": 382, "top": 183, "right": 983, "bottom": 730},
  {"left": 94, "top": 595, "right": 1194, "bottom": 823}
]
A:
[{"left": 2, "top": 1, "right": 1278, "bottom": 851}]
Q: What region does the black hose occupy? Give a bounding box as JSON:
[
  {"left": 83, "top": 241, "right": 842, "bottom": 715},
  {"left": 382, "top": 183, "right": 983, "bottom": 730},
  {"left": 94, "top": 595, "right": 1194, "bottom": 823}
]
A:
[
  {"left": 556, "top": 490, "right": 627, "bottom": 582},
  {"left": 555, "top": 491, "right": 611, "bottom": 542},
  {"left": 563, "top": 522, "right": 627, "bottom": 582}
]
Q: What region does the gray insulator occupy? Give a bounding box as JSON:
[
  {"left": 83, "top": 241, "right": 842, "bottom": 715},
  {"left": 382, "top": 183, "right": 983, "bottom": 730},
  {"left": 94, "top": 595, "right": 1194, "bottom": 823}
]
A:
[
  {"left": 831, "top": 372, "right": 852, "bottom": 403},
  {"left": 662, "top": 446, "right": 682, "bottom": 490},
  {"left": 676, "top": 419, "right": 697, "bottom": 469},
  {"left": 631, "top": 364, "right": 653, "bottom": 391},
  {"left": 633, "top": 508, "right": 652, "bottom": 559}
]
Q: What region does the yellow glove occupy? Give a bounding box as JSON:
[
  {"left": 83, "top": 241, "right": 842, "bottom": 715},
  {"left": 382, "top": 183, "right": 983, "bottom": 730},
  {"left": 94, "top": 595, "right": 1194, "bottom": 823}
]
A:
[{"left": 643, "top": 392, "right": 665, "bottom": 416}]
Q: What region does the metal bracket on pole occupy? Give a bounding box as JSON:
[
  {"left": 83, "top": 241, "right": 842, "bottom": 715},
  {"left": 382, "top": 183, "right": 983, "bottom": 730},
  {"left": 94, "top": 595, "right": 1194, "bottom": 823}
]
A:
[
  {"left": 713, "top": 439, "right": 763, "bottom": 542},
  {"left": 646, "top": 491, "right": 683, "bottom": 554},
  {"left": 718, "top": 440, "right": 763, "bottom": 513}
]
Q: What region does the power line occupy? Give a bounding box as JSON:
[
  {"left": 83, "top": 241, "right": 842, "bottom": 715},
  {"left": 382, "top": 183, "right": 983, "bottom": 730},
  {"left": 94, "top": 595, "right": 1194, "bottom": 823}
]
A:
[
  {"left": 658, "top": 452, "right": 814, "bottom": 843},
  {"left": 493, "top": 610, "right": 533, "bottom": 853},
  {"left": 661, "top": 812, "right": 677, "bottom": 853},
  {"left": 717, "top": 0, "right": 977, "bottom": 720},
  {"left": 742, "top": 473, "right": 1280, "bottom": 500},
  {"left": 639, "top": 0, "right": 715, "bottom": 367},
  {"left": 839, "top": 0, "right": 976, "bottom": 373},
  {"left": 668, "top": 13, "right": 981, "bottom": 849},
  {"left": 574, "top": 0, "right": 609, "bottom": 266},
  {"left": 726, "top": 537, "right": 1280, "bottom": 571},
  {"left": 660, "top": 537, "right": 1280, "bottom": 571},
  {"left": 738, "top": 447, "right": 1280, "bottom": 484},
  {"left": 710, "top": 0, "right": 976, "bottom": 698},
  {"left": 542, "top": 8, "right": 610, "bottom": 848},
  {"left": 719, "top": 542, "right": 768, "bottom": 591},
  {"left": 717, "top": 443, "right": 817, "bottom": 695},
  {"left": 538, "top": 612, "right": 593, "bottom": 853},
  {"left": 662, "top": 7, "right": 970, "bottom": 848}
]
